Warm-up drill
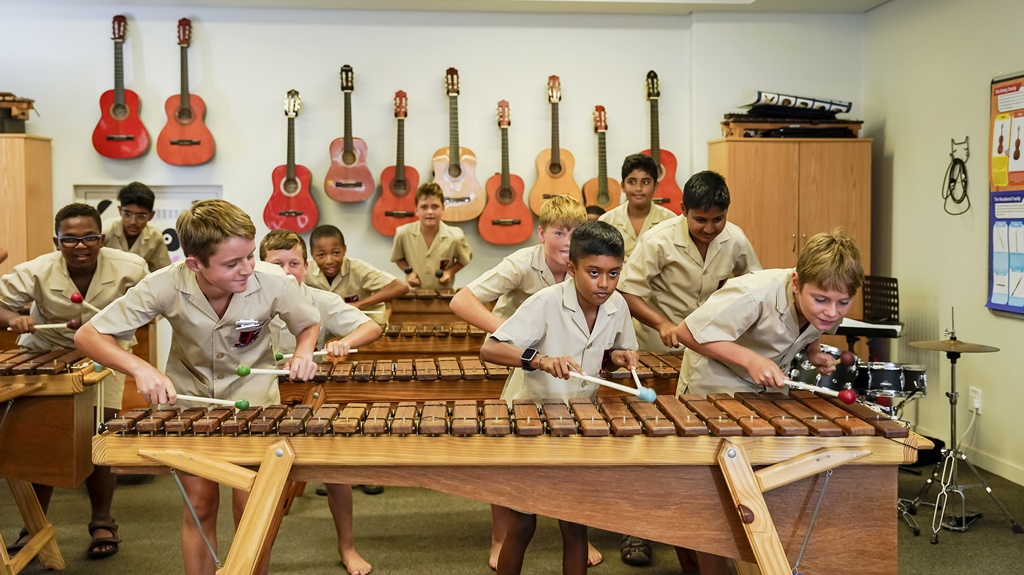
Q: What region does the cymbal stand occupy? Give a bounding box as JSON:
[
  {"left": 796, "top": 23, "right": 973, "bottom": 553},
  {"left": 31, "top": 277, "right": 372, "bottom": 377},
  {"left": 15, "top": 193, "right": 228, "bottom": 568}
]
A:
[{"left": 905, "top": 329, "right": 1023, "bottom": 543}]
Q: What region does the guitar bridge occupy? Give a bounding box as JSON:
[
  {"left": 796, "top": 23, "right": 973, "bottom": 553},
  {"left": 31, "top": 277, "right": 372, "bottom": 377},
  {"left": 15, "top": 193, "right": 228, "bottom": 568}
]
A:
[
  {"left": 329, "top": 181, "right": 365, "bottom": 189},
  {"left": 384, "top": 211, "right": 415, "bottom": 217},
  {"left": 652, "top": 197, "right": 669, "bottom": 204},
  {"left": 277, "top": 211, "right": 303, "bottom": 217},
  {"left": 491, "top": 219, "right": 522, "bottom": 226},
  {"left": 170, "top": 139, "right": 201, "bottom": 146},
  {"left": 105, "top": 135, "right": 136, "bottom": 141},
  {"left": 444, "top": 197, "right": 471, "bottom": 204}
]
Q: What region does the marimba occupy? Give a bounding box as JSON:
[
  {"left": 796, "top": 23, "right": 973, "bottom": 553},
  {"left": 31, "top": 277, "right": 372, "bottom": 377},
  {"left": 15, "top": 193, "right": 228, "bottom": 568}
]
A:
[
  {"left": 93, "top": 390, "right": 929, "bottom": 575},
  {"left": 388, "top": 288, "right": 458, "bottom": 324},
  {"left": 1, "top": 347, "right": 112, "bottom": 573},
  {"left": 359, "top": 322, "right": 486, "bottom": 360}
]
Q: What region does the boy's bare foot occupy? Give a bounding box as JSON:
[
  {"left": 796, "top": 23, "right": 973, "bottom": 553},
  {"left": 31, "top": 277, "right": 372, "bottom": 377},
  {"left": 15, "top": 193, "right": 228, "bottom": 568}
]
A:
[
  {"left": 341, "top": 548, "right": 372, "bottom": 575},
  {"left": 489, "top": 541, "right": 502, "bottom": 570},
  {"left": 588, "top": 542, "right": 603, "bottom": 567}
]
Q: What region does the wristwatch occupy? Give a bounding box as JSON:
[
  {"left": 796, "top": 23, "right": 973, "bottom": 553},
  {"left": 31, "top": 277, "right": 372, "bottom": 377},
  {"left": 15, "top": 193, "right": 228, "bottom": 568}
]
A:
[
  {"left": 521, "top": 348, "right": 539, "bottom": 371},
  {"left": 403, "top": 265, "right": 413, "bottom": 274}
]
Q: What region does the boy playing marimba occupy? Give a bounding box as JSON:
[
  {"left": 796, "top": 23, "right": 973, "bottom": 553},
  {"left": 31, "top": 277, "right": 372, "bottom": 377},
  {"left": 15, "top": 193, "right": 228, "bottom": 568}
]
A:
[
  {"left": 76, "top": 200, "right": 321, "bottom": 575},
  {"left": 390, "top": 182, "right": 472, "bottom": 289},
  {"left": 480, "top": 220, "right": 639, "bottom": 575},
  {"left": 0, "top": 203, "right": 147, "bottom": 559},
  {"left": 260, "top": 229, "right": 380, "bottom": 575},
  {"left": 103, "top": 181, "right": 172, "bottom": 272}
]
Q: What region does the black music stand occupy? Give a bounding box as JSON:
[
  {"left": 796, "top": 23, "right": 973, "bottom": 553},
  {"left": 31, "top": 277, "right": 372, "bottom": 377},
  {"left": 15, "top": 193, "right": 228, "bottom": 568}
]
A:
[{"left": 837, "top": 275, "right": 902, "bottom": 360}]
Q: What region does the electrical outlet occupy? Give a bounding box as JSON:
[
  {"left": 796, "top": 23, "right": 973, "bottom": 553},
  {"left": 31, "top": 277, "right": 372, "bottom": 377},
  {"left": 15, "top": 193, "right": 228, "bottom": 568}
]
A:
[{"left": 969, "top": 387, "right": 983, "bottom": 414}]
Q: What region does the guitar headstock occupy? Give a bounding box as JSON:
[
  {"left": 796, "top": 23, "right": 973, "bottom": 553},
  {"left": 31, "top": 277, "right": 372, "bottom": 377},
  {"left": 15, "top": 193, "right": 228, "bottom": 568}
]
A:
[
  {"left": 646, "top": 70, "right": 660, "bottom": 100},
  {"left": 394, "top": 90, "right": 408, "bottom": 119},
  {"left": 445, "top": 68, "right": 460, "bottom": 96},
  {"left": 340, "top": 65, "right": 354, "bottom": 93},
  {"left": 593, "top": 105, "right": 607, "bottom": 132},
  {"left": 284, "top": 90, "right": 302, "bottom": 119},
  {"left": 177, "top": 18, "right": 192, "bottom": 47},
  {"left": 112, "top": 15, "right": 127, "bottom": 43},
  {"left": 497, "top": 100, "right": 510, "bottom": 128},
  {"left": 547, "top": 76, "right": 562, "bottom": 104}
]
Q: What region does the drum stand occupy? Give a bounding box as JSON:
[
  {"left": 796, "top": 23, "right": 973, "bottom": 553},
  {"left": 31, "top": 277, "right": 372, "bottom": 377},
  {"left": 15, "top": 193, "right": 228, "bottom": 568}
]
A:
[{"left": 904, "top": 346, "right": 1023, "bottom": 543}]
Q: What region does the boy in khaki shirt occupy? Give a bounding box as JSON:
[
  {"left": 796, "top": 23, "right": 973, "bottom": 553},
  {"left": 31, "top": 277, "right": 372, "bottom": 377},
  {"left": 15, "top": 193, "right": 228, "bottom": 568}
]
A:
[
  {"left": 0, "top": 203, "right": 147, "bottom": 560},
  {"left": 103, "top": 181, "right": 172, "bottom": 273},
  {"left": 481, "top": 221, "right": 638, "bottom": 575},
  {"left": 260, "top": 229, "right": 380, "bottom": 575},
  {"left": 620, "top": 170, "right": 761, "bottom": 354},
  {"left": 391, "top": 183, "right": 472, "bottom": 290},
  {"left": 305, "top": 224, "right": 408, "bottom": 327},
  {"left": 77, "top": 200, "right": 320, "bottom": 575},
  {"left": 598, "top": 154, "right": 675, "bottom": 261},
  {"left": 449, "top": 194, "right": 595, "bottom": 569}
]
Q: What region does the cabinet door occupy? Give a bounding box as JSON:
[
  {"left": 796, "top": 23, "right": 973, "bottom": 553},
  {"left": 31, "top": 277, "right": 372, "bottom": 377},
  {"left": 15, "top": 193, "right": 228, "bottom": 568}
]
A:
[{"left": 713, "top": 141, "right": 800, "bottom": 269}]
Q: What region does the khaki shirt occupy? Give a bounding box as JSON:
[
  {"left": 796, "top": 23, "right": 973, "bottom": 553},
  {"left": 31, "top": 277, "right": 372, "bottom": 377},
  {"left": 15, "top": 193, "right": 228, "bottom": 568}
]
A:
[
  {"left": 390, "top": 221, "right": 472, "bottom": 290},
  {"left": 619, "top": 220, "right": 761, "bottom": 352},
  {"left": 91, "top": 260, "right": 320, "bottom": 409},
  {"left": 466, "top": 244, "right": 561, "bottom": 320},
  {"left": 104, "top": 220, "right": 171, "bottom": 273},
  {"left": 0, "top": 248, "right": 148, "bottom": 408},
  {"left": 679, "top": 268, "right": 838, "bottom": 396},
  {"left": 490, "top": 279, "right": 637, "bottom": 402},
  {"left": 305, "top": 257, "right": 397, "bottom": 326},
  {"left": 271, "top": 282, "right": 371, "bottom": 354},
  {"left": 598, "top": 203, "right": 675, "bottom": 261}
]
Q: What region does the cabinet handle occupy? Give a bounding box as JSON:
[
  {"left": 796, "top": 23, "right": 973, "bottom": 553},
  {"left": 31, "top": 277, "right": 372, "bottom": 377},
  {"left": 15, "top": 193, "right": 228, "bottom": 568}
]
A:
[
  {"left": 801, "top": 233, "right": 807, "bottom": 247},
  {"left": 791, "top": 233, "right": 796, "bottom": 252}
]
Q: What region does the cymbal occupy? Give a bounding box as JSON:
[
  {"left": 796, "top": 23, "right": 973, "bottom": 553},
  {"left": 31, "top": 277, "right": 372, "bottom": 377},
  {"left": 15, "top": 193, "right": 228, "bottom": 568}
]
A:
[{"left": 909, "top": 339, "right": 1000, "bottom": 353}]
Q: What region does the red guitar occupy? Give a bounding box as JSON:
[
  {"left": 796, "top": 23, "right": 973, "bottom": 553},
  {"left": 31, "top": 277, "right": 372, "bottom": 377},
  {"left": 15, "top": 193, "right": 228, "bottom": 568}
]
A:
[
  {"left": 432, "top": 68, "right": 485, "bottom": 222},
  {"left": 480, "top": 100, "right": 533, "bottom": 245},
  {"left": 641, "top": 71, "right": 682, "bottom": 214},
  {"left": 92, "top": 15, "right": 149, "bottom": 159},
  {"left": 157, "top": 19, "right": 214, "bottom": 166},
  {"left": 264, "top": 90, "right": 319, "bottom": 233},
  {"left": 528, "top": 76, "right": 582, "bottom": 215},
  {"left": 372, "top": 91, "right": 419, "bottom": 236},
  {"left": 324, "top": 65, "right": 374, "bottom": 202},
  {"left": 583, "top": 106, "right": 621, "bottom": 212}
]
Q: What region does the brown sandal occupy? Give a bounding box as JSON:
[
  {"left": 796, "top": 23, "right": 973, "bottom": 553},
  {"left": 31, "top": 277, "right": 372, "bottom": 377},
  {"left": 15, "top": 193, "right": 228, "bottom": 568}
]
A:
[{"left": 87, "top": 520, "right": 121, "bottom": 560}]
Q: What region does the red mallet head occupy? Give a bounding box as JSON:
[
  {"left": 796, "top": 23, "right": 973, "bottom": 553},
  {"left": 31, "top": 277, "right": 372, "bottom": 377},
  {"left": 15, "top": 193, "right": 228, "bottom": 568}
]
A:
[
  {"left": 65, "top": 319, "right": 82, "bottom": 330},
  {"left": 838, "top": 388, "right": 857, "bottom": 404},
  {"left": 70, "top": 292, "right": 84, "bottom": 304},
  {"left": 840, "top": 351, "right": 857, "bottom": 366}
]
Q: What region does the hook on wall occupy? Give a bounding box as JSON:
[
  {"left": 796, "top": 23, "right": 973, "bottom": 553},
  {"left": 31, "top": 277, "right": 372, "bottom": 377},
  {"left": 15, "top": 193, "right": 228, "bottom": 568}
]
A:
[{"left": 951, "top": 136, "right": 970, "bottom": 161}]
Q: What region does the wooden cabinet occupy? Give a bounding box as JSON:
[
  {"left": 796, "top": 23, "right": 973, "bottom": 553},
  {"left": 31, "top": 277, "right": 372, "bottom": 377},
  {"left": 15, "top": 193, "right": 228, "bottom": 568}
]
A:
[{"left": 0, "top": 135, "right": 52, "bottom": 276}]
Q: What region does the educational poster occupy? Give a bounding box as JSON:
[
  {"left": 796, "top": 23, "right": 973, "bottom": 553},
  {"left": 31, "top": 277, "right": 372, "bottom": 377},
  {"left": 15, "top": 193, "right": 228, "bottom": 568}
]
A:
[{"left": 988, "top": 72, "right": 1024, "bottom": 314}]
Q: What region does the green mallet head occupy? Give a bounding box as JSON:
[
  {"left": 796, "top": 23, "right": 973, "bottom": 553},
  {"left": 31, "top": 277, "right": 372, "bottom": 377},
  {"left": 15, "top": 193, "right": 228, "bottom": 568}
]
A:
[
  {"left": 236, "top": 365, "right": 252, "bottom": 377},
  {"left": 234, "top": 399, "right": 250, "bottom": 410},
  {"left": 275, "top": 352, "right": 285, "bottom": 361}
]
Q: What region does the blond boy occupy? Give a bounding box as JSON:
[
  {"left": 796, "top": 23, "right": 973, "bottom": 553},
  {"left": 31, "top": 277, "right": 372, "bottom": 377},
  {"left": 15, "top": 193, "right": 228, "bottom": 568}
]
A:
[{"left": 391, "top": 182, "right": 472, "bottom": 290}]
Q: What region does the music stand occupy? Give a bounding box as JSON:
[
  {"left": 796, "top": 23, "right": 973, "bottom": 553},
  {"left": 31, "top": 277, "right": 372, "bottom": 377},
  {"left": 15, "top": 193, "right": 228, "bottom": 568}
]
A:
[{"left": 837, "top": 275, "right": 902, "bottom": 360}]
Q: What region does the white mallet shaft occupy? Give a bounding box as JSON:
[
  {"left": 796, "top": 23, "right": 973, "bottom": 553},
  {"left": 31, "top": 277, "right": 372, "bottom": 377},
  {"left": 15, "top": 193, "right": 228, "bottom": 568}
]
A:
[
  {"left": 7, "top": 323, "right": 66, "bottom": 331},
  {"left": 81, "top": 301, "right": 102, "bottom": 314},
  {"left": 630, "top": 368, "right": 643, "bottom": 390},
  {"left": 175, "top": 394, "right": 245, "bottom": 408},
  {"left": 244, "top": 367, "right": 290, "bottom": 375},
  {"left": 569, "top": 371, "right": 644, "bottom": 398},
  {"left": 784, "top": 379, "right": 840, "bottom": 398},
  {"left": 278, "top": 349, "right": 358, "bottom": 360}
]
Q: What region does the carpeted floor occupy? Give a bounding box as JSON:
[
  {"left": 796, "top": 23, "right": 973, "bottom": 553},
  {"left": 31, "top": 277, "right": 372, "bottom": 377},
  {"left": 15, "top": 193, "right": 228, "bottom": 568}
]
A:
[{"left": 3, "top": 463, "right": 1023, "bottom": 574}]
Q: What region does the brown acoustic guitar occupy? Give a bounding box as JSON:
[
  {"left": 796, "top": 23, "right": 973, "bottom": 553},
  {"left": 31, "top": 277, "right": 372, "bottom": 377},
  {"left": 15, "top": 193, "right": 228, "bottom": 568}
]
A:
[
  {"left": 479, "top": 100, "right": 533, "bottom": 245},
  {"left": 157, "top": 18, "right": 214, "bottom": 166},
  {"left": 372, "top": 91, "right": 419, "bottom": 236},
  {"left": 582, "top": 105, "right": 621, "bottom": 212},
  {"left": 432, "top": 67, "right": 485, "bottom": 222},
  {"left": 528, "top": 75, "right": 582, "bottom": 215}
]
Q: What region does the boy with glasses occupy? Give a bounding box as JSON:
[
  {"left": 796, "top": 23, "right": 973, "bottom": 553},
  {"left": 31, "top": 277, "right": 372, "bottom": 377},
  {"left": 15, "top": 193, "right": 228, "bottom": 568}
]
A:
[{"left": 104, "top": 181, "right": 171, "bottom": 272}]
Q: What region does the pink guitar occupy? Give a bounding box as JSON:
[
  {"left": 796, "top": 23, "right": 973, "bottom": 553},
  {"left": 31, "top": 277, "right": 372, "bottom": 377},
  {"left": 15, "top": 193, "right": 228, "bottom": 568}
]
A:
[{"left": 324, "top": 65, "right": 374, "bottom": 202}]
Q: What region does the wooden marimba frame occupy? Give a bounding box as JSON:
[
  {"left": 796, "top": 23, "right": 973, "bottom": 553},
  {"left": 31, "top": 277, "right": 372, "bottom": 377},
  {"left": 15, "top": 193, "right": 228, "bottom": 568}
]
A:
[
  {"left": 388, "top": 288, "right": 458, "bottom": 324},
  {"left": 0, "top": 347, "right": 112, "bottom": 573},
  {"left": 93, "top": 389, "right": 929, "bottom": 575}
]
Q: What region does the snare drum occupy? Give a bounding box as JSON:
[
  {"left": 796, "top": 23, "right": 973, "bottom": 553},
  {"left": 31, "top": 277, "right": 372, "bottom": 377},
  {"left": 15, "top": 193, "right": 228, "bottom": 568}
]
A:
[
  {"left": 788, "top": 345, "right": 859, "bottom": 391},
  {"left": 901, "top": 364, "right": 927, "bottom": 395},
  {"left": 866, "top": 362, "right": 904, "bottom": 398}
]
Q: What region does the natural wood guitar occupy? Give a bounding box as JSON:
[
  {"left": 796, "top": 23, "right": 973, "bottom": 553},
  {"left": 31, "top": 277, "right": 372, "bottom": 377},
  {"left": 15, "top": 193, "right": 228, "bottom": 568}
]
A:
[
  {"left": 528, "top": 75, "right": 582, "bottom": 215},
  {"left": 641, "top": 71, "right": 682, "bottom": 214},
  {"left": 582, "top": 105, "right": 621, "bottom": 212},
  {"left": 1015, "top": 126, "right": 1021, "bottom": 161},
  {"left": 432, "top": 68, "right": 485, "bottom": 222},
  {"left": 325, "top": 65, "right": 374, "bottom": 202},
  {"left": 156, "top": 18, "right": 214, "bottom": 166},
  {"left": 480, "top": 100, "right": 533, "bottom": 245},
  {"left": 92, "top": 15, "right": 149, "bottom": 159},
  {"left": 372, "top": 91, "right": 419, "bottom": 236},
  {"left": 264, "top": 90, "right": 319, "bottom": 233}
]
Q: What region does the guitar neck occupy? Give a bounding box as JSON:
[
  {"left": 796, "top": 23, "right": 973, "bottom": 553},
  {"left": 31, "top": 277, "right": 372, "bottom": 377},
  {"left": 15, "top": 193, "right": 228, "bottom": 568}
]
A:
[
  {"left": 448, "top": 94, "right": 460, "bottom": 169},
  {"left": 286, "top": 116, "right": 296, "bottom": 181},
  {"left": 597, "top": 131, "right": 608, "bottom": 194},
  {"left": 343, "top": 92, "right": 354, "bottom": 155},
  {"left": 179, "top": 45, "right": 191, "bottom": 112},
  {"left": 649, "top": 98, "right": 661, "bottom": 165},
  {"left": 550, "top": 102, "right": 561, "bottom": 166},
  {"left": 395, "top": 118, "right": 406, "bottom": 183},
  {"left": 500, "top": 126, "right": 510, "bottom": 190},
  {"left": 113, "top": 40, "right": 125, "bottom": 107}
]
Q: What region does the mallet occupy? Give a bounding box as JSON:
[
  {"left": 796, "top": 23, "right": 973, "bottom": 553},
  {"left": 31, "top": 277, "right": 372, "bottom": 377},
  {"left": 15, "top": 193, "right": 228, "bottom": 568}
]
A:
[
  {"left": 236, "top": 365, "right": 289, "bottom": 377},
  {"left": 568, "top": 371, "right": 657, "bottom": 402},
  {"left": 7, "top": 319, "right": 82, "bottom": 331},
  {"left": 275, "top": 349, "right": 358, "bottom": 361},
  {"left": 783, "top": 379, "right": 857, "bottom": 404},
  {"left": 70, "top": 292, "right": 102, "bottom": 314},
  {"left": 831, "top": 350, "right": 857, "bottom": 368},
  {"left": 175, "top": 394, "right": 250, "bottom": 410}
]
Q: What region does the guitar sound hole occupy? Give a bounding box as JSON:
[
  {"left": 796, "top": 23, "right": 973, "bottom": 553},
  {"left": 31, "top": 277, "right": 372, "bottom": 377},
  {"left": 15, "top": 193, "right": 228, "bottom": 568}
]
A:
[
  {"left": 343, "top": 151, "right": 357, "bottom": 165},
  {"left": 176, "top": 108, "right": 193, "bottom": 123},
  {"left": 283, "top": 179, "right": 299, "bottom": 194},
  {"left": 549, "top": 163, "right": 562, "bottom": 176},
  {"left": 111, "top": 104, "right": 129, "bottom": 121},
  {"left": 497, "top": 187, "right": 514, "bottom": 205},
  {"left": 390, "top": 180, "right": 408, "bottom": 195},
  {"left": 448, "top": 165, "right": 462, "bottom": 179}
]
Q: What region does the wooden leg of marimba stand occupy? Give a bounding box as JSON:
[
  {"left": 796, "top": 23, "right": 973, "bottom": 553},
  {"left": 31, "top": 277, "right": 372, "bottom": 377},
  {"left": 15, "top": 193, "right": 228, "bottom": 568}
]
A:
[
  {"left": 734, "top": 560, "right": 763, "bottom": 575},
  {"left": 2, "top": 478, "right": 65, "bottom": 573}
]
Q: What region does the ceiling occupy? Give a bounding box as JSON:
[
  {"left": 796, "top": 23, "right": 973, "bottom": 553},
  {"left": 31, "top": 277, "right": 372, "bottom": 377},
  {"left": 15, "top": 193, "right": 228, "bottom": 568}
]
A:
[{"left": 8, "top": 0, "right": 891, "bottom": 15}]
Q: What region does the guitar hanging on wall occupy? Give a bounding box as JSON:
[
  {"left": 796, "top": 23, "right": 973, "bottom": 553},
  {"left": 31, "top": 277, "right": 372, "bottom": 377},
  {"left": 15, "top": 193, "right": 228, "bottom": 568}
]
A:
[
  {"left": 92, "top": 15, "right": 149, "bottom": 159},
  {"left": 157, "top": 18, "right": 214, "bottom": 166},
  {"left": 528, "top": 75, "right": 582, "bottom": 216},
  {"left": 641, "top": 71, "right": 683, "bottom": 214},
  {"left": 582, "top": 106, "right": 621, "bottom": 212},
  {"left": 264, "top": 90, "right": 319, "bottom": 233},
  {"left": 432, "top": 67, "right": 485, "bottom": 222},
  {"left": 324, "top": 65, "right": 374, "bottom": 202},
  {"left": 372, "top": 90, "right": 419, "bottom": 236},
  {"left": 480, "top": 100, "right": 533, "bottom": 245}
]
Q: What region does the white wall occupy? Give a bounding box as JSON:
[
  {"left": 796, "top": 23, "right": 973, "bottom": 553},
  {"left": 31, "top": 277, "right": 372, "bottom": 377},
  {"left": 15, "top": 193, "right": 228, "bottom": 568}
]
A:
[
  {"left": 2, "top": 4, "right": 862, "bottom": 283},
  {"left": 865, "top": 0, "right": 1024, "bottom": 485}
]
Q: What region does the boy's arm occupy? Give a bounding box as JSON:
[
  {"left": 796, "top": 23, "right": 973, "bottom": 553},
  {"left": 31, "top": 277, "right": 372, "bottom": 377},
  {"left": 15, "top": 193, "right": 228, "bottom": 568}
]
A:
[
  {"left": 479, "top": 337, "right": 581, "bottom": 379},
  {"left": 352, "top": 278, "right": 408, "bottom": 309},
  {"left": 676, "top": 321, "right": 788, "bottom": 387},
  {"left": 284, "top": 324, "right": 319, "bottom": 381},
  {"left": 621, "top": 293, "right": 679, "bottom": 348},
  {"left": 0, "top": 265, "right": 36, "bottom": 332},
  {"left": 326, "top": 320, "right": 382, "bottom": 357},
  {"left": 76, "top": 322, "right": 175, "bottom": 404},
  {"left": 393, "top": 258, "right": 420, "bottom": 287},
  {"left": 438, "top": 262, "right": 463, "bottom": 286},
  {"left": 450, "top": 288, "right": 503, "bottom": 334}
]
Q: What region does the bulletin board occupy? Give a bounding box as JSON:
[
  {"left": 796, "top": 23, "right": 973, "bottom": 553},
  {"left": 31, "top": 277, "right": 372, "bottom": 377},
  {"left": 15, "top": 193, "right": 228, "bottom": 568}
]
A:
[{"left": 987, "top": 71, "right": 1024, "bottom": 314}]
